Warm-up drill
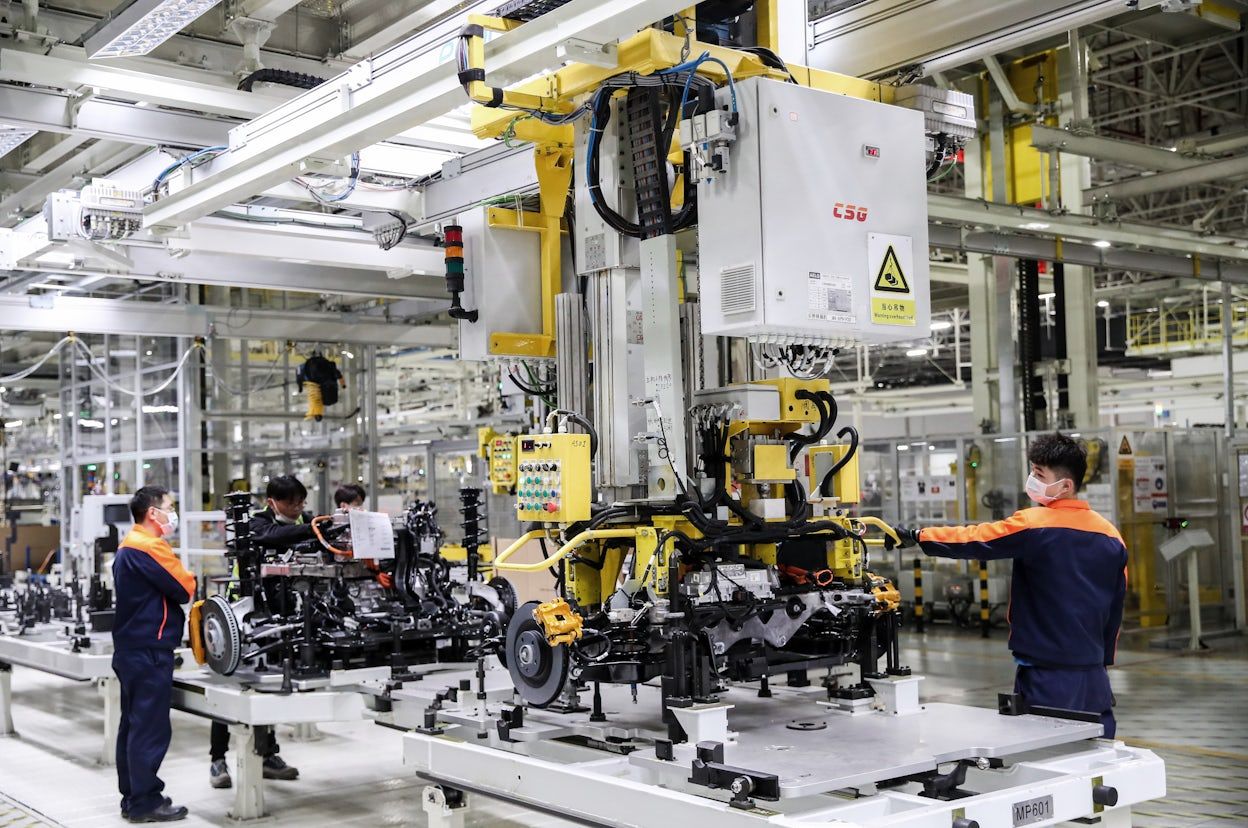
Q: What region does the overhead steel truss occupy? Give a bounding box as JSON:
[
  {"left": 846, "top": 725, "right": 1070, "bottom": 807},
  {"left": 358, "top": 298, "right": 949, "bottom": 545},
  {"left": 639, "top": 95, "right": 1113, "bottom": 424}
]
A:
[
  {"left": 0, "top": 294, "right": 453, "bottom": 347},
  {"left": 141, "top": 0, "right": 695, "bottom": 229}
]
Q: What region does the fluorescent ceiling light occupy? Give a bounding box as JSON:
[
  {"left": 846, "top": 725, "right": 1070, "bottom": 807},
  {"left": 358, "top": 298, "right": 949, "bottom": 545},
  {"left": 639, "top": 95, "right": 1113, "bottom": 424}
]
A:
[
  {"left": 79, "top": 418, "right": 105, "bottom": 429},
  {"left": 1093, "top": 239, "right": 1112, "bottom": 249},
  {"left": 896, "top": 445, "right": 910, "bottom": 451},
  {"left": 930, "top": 321, "right": 953, "bottom": 332},
  {"left": 0, "top": 129, "right": 36, "bottom": 158},
  {"left": 905, "top": 348, "right": 928, "bottom": 357},
  {"left": 141, "top": 404, "right": 179, "bottom": 414},
  {"left": 85, "top": 0, "right": 220, "bottom": 60},
  {"left": 4, "top": 420, "right": 22, "bottom": 428},
  {"left": 1097, "top": 300, "right": 1110, "bottom": 308},
  {"left": 1019, "top": 222, "right": 1050, "bottom": 231},
  {"left": 1038, "top": 292, "right": 1056, "bottom": 300}
]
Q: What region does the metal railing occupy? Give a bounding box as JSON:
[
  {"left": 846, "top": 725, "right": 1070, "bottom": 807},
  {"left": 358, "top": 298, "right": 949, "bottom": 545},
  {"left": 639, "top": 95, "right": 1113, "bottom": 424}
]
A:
[{"left": 1126, "top": 303, "right": 1248, "bottom": 356}]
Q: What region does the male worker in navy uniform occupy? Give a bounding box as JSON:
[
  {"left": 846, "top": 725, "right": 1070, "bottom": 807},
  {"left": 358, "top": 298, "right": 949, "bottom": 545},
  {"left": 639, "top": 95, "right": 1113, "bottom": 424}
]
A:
[
  {"left": 208, "top": 475, "right": 307, "bottom": 789},
  {"left": 891, "top": 433, "right": 1128, "bottom": 736},
  {"left": 112, "top": 486, "right": 195, "bottom": 822}
]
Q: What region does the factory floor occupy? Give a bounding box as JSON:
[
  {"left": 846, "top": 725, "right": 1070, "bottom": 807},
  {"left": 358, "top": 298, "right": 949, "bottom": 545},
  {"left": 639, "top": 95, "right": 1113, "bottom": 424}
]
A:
[{"left": 0, "top": 628, "right": 1244, "bottom": 827}]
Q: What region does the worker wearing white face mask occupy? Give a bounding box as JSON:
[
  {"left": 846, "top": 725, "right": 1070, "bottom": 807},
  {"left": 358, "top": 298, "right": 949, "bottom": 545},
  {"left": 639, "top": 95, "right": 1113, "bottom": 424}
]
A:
[
  {"left": 112, "top": 486, "right": 195, "bottom": 822},
  {"left": 888, "top": 433, "right": 1128, "bottom": 737}
]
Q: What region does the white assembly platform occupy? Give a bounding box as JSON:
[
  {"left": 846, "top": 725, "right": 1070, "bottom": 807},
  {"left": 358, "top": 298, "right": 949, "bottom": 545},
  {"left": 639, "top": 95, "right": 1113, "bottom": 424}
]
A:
[
  {"left": 386, "top": 661, "right": 1166, "bottom": 828},
  {"left": 0, "top": 620, "right": 127, "bottom": 766}
]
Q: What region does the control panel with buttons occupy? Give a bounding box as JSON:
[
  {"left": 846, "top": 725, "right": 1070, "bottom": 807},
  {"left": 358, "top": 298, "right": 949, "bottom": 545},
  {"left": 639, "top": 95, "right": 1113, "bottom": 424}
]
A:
[
  {"left": 487, "top": 434, "right": 517, "bottom": 493},
  {"left": 514, "top": 433, "right": 591, "bottom": 523}
]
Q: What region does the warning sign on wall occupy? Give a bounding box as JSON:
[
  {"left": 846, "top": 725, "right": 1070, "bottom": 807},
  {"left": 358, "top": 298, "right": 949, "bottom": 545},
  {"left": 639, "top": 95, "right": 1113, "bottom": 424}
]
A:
[{"left": 868, "top": 233, "right": 916, "bottom": 327}]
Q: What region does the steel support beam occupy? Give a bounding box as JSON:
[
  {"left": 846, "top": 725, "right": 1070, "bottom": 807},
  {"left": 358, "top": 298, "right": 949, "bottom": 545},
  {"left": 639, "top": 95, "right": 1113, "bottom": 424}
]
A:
[
  {"left": 0, "top": 85, "right": 236, "bottom": 148},
  {"left": 983, "top": 55, "right": 1033, "bottom": 115},
  {"left": 343, "top": 0, "right": 493, "bottom": 60},
  {"left": 926, "top": 224, "right": 1248, "bottom": 284},
  {"left": 0, "top": 141, "right": 147, "bottom": 225},
  {"left": 0, "top": 47, "right": 291, "bottom": 119},
  {"left": 807, "top": 0, "right": 1164, "bottom": 79},
  {"left": 142, "top": 0, "right": 692, "bottom": 229},
  {"left": 237, "top": 0, "right": 304, "bottom": 20},
  {"left": 960, "top": 133, "right": 996, "bottom": 429},
  {"left": 0, "top": 293, "right": 451, "bottom": 346},
  {"left": 1030, "top": 124, "right": 1199, "bottom": 172},
  {"left": 1223, "top": 277, "right": 1237, "bottom": 439},
  {"left": 1086, "top": 153, "right": 1248, "bottom": 202},
  {"left": 988, "top": 95, "right": 1018, "bottom": 434},
  {"left": 22, "top": 135, "right": 93, "bottom": 173},
  {"left": 1055, "top": 42, "right": 1097, "bottom": 430},
  {"left": 927, "top": 194, "right": 1248, "bottom": 266},
  {"left": 7, "top": 242, "right": 453, "bottom": 299},
  {"left": 0, "top": 48, "right": 480, "bottom": 153},
  {"left": 162, "top": 217, "right": 444, "bottom": 275}
]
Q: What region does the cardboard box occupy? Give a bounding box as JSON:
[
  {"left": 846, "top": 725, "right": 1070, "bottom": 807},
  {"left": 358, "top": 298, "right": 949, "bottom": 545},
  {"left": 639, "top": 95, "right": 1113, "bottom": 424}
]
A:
[
  {"left": 490, "top": 536, "right": 560, "bottom": 607},
  {"left": 1, "top": 523, "right": 62, "bottom": 574}
]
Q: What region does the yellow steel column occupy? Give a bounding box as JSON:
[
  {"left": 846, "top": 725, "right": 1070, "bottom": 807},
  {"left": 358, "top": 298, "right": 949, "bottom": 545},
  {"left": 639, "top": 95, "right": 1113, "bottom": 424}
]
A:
[{"left": 536, "top": 145, "right": 574, "bottom": 344}]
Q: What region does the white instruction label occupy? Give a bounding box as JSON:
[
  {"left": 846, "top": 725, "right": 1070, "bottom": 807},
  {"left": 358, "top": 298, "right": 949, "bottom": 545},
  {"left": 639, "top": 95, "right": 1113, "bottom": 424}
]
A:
[
  {"left": 348, "top": 510, "right": 395, "bottom": 560},
  {"left": 807, "top": 272, "right": 855, "bottom": 323}
]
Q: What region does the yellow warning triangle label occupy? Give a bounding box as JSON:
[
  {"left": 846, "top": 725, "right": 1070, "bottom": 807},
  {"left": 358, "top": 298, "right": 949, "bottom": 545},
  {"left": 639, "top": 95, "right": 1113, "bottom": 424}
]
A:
[
  {"left": 873, "top": 245, "right": 910, "bottom": 293},
  {"left": 1118, "top": 435, "right": 1132, "bottom": 455}
]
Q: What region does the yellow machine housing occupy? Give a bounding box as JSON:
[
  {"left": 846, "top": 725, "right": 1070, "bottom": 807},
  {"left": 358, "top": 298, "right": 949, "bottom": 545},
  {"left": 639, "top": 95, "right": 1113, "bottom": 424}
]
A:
[
  {"left": 515, "top": 432, "right": 592, "bottom": 522},
  {"left": 808, "top": 443, "right": 861, "bottom": 504},
  {"left": 438, "top": 543, "right": 495, "bottom": 566}
]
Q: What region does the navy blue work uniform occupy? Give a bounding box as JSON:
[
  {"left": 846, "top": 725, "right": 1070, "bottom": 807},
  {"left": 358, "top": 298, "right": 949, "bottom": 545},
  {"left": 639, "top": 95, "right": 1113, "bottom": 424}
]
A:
[
  {"left": 917, "top": 499, "right": 1128, "bottom": 737},
  {"left": 112, "top": 524, "right": 196, "bottom": 817}
]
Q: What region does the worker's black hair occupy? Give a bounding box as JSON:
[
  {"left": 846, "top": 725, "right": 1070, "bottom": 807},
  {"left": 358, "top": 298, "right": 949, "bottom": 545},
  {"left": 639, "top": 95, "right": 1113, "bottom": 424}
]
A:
[
  {"left": 130, "top": 486, "right": 170, "bottom": 523},
  {"left": 334, "top": 484, "right": 366, "bottom": 508},
  {"left": 1028, "top": 432, "right": 1087, "bottom": 492},
  {"left": 266, "top": 475, "right": 307, "bottom": 503}
]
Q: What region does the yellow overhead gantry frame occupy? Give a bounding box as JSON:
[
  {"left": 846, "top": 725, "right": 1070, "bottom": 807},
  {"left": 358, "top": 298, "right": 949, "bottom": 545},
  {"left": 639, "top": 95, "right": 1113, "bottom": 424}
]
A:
[{"left": 455, "top": 13, "right": 894, "bottom": 359}]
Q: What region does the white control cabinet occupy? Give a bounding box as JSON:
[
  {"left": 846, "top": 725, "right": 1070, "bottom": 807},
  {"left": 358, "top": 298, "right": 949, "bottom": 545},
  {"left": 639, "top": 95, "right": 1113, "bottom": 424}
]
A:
[{"left": 697, "top": 78, "right": 931, "bottom": 345}]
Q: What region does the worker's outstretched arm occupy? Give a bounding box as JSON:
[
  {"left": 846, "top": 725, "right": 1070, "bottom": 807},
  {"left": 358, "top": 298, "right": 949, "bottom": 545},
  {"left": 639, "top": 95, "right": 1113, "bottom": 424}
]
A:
[
  {"left": 918, "top": 511, "right": 1032, "bottom": 561},
  {"left": 249, "top": 514, "right": 315, "bottom": 550},
  {"left": 1104, "top": 555, "right": 1128, "bottom": 666}
]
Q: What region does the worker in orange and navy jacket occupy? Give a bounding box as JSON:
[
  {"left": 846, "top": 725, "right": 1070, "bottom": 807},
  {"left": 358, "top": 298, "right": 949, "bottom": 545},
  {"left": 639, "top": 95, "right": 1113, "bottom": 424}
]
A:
[
  {"left": 112, "top": 485, "right": 195, "bottom": 823},
  {"left": 890, "top": 432, "right": 1128, "bottom": 737}
]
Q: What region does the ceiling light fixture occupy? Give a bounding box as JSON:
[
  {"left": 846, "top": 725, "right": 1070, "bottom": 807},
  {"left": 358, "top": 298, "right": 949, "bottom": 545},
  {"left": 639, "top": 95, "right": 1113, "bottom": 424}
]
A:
[
  {"left": 906, "top": 348, "right": 928, "bottom": 357},
  {"left": 1093, "top": 239, "right": 1112, "bottom": 249},
  {"left": 1097, "top": 300, "right": 1110, "bottom": 308},
  {"left": 85, "top": 0, "right": 220, "bottom": 59},
  {"left": 929, "top": 320, "right": 953, "bottom": 332}
]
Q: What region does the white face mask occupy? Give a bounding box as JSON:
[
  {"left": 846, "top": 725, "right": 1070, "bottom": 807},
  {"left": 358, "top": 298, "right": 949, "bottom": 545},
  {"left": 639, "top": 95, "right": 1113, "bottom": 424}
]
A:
[
  {"left": 1025, "top": 474, "right": 1066, "bottom": 506},
  {"left": 153, "top": 507, "right": 179, "bottom": 537}
]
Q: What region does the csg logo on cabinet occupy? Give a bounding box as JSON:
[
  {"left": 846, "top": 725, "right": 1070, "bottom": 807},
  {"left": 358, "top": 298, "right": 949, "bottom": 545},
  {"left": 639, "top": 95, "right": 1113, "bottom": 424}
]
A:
[{"left": 832, "top": 202, "right": 868, "bottom": 222}]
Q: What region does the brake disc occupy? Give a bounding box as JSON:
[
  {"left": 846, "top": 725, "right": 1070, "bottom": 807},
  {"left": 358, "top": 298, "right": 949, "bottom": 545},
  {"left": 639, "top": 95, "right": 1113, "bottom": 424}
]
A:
[
  {"left": 201, "top": 594, "right": 242, "bottom": 676},
  {"left": 505, "top": 600, "right": 568, "bottom": 707}
]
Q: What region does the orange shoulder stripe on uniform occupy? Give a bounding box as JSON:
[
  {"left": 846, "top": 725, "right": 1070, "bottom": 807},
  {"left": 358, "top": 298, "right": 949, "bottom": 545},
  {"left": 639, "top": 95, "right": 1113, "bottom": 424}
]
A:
[
  {"left": 1022, "top": 506, "right": 1125, "bottom": 543},
  {"left": 121, "top": 528, "right": 196, "bottom": 597},
  {"left": 920, "top": 510, "right": 1032, "bottom": 545}
]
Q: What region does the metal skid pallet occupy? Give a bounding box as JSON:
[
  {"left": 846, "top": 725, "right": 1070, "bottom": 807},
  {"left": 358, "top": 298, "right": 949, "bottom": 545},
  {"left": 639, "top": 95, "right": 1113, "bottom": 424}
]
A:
[{"left": 386, "top": 661, "right": 1165, "bottom": 828}]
